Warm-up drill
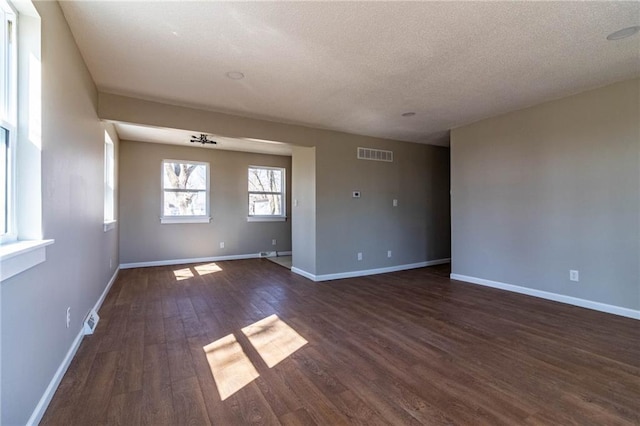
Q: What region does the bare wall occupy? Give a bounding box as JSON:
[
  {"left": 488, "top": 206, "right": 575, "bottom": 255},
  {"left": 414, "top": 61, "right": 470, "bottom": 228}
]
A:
[
  {"left": 451, "top": 78, "right": 640, "bottom": 310},
  {"left": 119, "top": 140, "right": 292, "bottom": 264},
  {"left": 315, "top": 137, "right": 451, "bottom": 275},
  {"left": 103, "top": 95, "right": 452, "bottom": 277},
  {"left": 291, "top": 146, "right": 317, "bottom": 274},
  {"left": 1, "top": 2, "right": 119, "bottom": 424}
]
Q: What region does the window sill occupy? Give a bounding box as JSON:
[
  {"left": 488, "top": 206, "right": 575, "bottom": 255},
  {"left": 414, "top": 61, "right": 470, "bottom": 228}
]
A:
[
  {"left": 103, "top": 220, "right": 117, "bottom": 232},
  {"left": 160, "top": 216, "right": 211, "bottom": 224},
  {"left": 0, "top": 239, "right": 55, "bottom": 282},
  {"left": 247, "top": 216, "right": 287, "bottom": 222}
]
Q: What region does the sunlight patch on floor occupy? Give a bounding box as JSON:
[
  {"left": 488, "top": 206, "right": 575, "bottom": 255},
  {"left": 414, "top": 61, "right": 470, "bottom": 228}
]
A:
[
  {"left": 241, "top": 314, "right": 308, "bottom": 368},
  {"left": 203, "top": 333, "right": 259, "bottom": 401},
  {"left": 194, "top": 262, "right": 222, "bottom": 276},
  {"left": 174, "top": 262, "right": 222, "bottom": 281},
  {"left": 173, "top": 267, "right": 194, "bottom": 281}
]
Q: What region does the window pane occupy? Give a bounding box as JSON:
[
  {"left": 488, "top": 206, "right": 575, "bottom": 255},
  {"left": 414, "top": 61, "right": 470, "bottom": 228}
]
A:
[
  {"left": 0, "top": 127, "right": 7, "bottom": 234},
  {"left": 104, "top": 132, "right": 115, "bottom": 221},
  {"left": 164, "top": 162, "right": 206, "bottom": 190},
  {"left": 248, "top": 168, "right": 282, "bottom": 193},
  {"left": 164, "top": 190, "right": 207, "bottom": 216},
  {"left": 249, "top": 194, "right": 282, "bottom": 216}
]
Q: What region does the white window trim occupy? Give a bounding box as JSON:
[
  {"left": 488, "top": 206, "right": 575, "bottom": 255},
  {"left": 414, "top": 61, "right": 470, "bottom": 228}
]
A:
[
  {"left": 247, "top": 216, "right": 287, "bottom": 223},
  {"left": 160, "top": 216, "right": 211, "bottom": 224},
  {"left": 103, "top": 220, "right": 116, "bottom": 232},
  {"left": 247, "top": 165, "right": 286, "bottom": 221},
  {"left": 0, "top": 239, "right": 53, "bottom": 282},
  {"left": 103, "top": 129, "right": 116, "bottom": 231},
  {"left": 0, "top": 0, "right": 50, "bottom": 283},
  {"left": 1, "top": 0, "right": 17, "bottom": 244},
  {"left": 160, "top": 159, "right": 211, "bottom": 224},
  {"left": 0, "top": 123, "right": 16, "bottom": 242}
]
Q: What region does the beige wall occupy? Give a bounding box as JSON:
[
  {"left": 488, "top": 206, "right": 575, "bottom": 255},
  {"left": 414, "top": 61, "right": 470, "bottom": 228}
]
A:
[
  {"left": 1, "top": 2, "right": 119, "bottom": 424},
  {"left": 315, "top": 137, "right": 450, "bottom": 275},
  {"left": 291, "top": 146, "right": 317, "bottom": 274},
  {"left": 451, "top": 78, "right": 640, "bottom": 310},
  {"left": 100, "top": 95, "right": 453, "bottom": 278},
  {"left": 119, "top": 140, "right": 292, "bottom": 264}
]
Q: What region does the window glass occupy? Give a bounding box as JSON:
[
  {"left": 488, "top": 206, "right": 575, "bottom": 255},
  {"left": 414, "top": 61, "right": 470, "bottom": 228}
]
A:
[
  {"left": 162, "top": 161, "right": 209, "bottom": 217},
  {"left": 0, "top": 127, "right": 7, "bottom": 234},
  {"left": 104, "top": 131, "right": 115, "bottom": 222},
  {"left": 248, "top": 167, "right": 285, "bottom": 217}
]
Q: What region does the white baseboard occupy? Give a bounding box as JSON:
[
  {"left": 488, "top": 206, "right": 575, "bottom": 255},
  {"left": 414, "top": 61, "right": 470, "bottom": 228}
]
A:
[
  {"left": 277, "top": 251, "right": 292, "bottom": 256},
  {"left": 293, "top": 258, "right": 451, "bottom": 282},
  {"left": 94, "top": 267, "right": 120, "bottom": 315},
  {"left": 291, "top": 266, "right": 317, "bottom": 281},
  {"left": 119, "top": 253, "right": 261, "bottom": 269},
  {"left": 450, "top": 273, "right": 640, "bottom": 320},
  {"left": 27, "top": 267, "right": 120, "bottom": 426},
  {"left": 26, "top": 326, "right": 85, "bottom": 426}
]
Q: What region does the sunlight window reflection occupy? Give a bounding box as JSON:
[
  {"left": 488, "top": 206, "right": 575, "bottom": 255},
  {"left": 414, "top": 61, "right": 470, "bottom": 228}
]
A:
[
  {"left": 241, "top": 314, "right": 308, "bottom": 368},
  {"left": 203, "top": 334, "right": 260, "bottom": 401},
  {"left": 194, "top": 262, "right": 222, "bottom": 276}
]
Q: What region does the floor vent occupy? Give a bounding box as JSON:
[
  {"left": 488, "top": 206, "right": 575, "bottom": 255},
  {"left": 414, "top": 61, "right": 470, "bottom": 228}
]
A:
[
  {"left": 259, "top": 251, "right": 277, "bottom": 258},
  {"left": 357, "top": 147, "right": 393, "bottom": 162},
  {"left": 83, "top": 309, "right": 100, "bottom": 335}
]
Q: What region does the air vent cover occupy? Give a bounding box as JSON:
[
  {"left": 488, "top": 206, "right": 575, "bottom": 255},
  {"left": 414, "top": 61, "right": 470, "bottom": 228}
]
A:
[
  {"left": 83, "top": 309, "right": 100, "bottom": 335},
  {"left": 357, "top": 147, "right": 393, "bottom": 162}
]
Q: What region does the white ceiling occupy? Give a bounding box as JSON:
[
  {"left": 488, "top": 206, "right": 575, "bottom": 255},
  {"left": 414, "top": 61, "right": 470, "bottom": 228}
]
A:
[{"left": 60, "top": 1, "right": 640, "bottom": 149}]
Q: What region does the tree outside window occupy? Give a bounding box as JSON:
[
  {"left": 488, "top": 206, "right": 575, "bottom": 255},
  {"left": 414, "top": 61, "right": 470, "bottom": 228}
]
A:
[
  {"left": 248, "top": 166, "right": 285, "bottom": 217},
  {"left": 161, "top": 160, "right": 209, "bottom": 223}
]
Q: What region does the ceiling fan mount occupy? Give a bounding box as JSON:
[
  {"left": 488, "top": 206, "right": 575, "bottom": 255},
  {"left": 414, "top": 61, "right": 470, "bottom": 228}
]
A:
[{"left": 190, "top": 134, "right": 217, "bottom": 145}]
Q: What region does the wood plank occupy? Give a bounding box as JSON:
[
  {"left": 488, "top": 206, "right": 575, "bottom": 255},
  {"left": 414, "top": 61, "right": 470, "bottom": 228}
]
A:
[
  {"left": 140, "top": 343, "right": 175, "bottom": 425},
  {"left": 171, "top": 376, "right": 211, "bottom": 426},
  {"left": 40, "top": 260, "right": 640, "bottom": 425}
]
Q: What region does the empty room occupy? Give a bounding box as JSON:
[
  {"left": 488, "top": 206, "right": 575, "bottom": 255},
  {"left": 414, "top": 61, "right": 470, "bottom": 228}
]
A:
[{"left": 1, "top": 1, "right": 638, "bottom": 425}]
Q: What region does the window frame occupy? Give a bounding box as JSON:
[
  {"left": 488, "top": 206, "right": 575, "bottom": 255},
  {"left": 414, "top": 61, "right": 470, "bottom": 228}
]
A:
[
  {"left": 103, "top": 130, "right": 116, "bottom": 231},
  {"left": 247, "top": 165, "right": 286, "bottom": 222},
  {"left": 160, "top": 159, "right": 211, "bottom": 224},
  {"left": 0, "top": 0, "right": 17, "bottom": 244}
]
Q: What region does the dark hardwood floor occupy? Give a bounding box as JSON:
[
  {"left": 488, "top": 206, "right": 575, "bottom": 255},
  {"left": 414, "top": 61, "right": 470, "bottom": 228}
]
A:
[{"left": 41, "top": 259, "right": 639, "bottom": 425}]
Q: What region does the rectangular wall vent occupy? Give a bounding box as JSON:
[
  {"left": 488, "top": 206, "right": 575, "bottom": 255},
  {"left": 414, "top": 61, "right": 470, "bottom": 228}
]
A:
[{"left": 357, "top": 147, "right": 393, "bottom": 162}]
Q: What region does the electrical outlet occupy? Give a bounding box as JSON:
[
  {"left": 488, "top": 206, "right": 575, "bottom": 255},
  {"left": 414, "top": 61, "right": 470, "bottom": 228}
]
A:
[
  {"left": 357, "top": 252, "right": 363, "bottom": 261},
  {"left": 294, "top": 199, "right": 299, "bottom": 207},
  {"left": 66, "top": 307, "right": 71, "bottom": 328},
  {"left": 272, "top": 239, "right": 277, "bottom": 246},
  {"left": 393, "top": 199, "right": 398, "bottom": 207},
  {"left": 109, "top": 258, "right": 113, "bottom": 269},
  {"left": 570, "top": 270, "right": 579, "bottom": 282},
  {"left": 387, "top": 250, "right": 392, "bottom": 258},
  {"left": 220, "top": 242, "right": 225, "bottom": 249}
]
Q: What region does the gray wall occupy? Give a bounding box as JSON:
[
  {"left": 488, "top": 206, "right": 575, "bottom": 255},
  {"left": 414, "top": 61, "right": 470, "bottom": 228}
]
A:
[
  {"left": 119, "top": 140, "right": 292, "bottom": 264},
  {"left": 102, "top": 94, "right": 452, "bottom": 277},
  {"left": 315, "top": 137, "right": 451, "bottom": 275},
  {"left": 1, "top": 2, "right": 119, "bottom": 424},
  {"left": 291, "top": 146, "right": 317, "bottom": 274},
  {"left": 451, "top": 78, "right": 640, "bottom": 310}
]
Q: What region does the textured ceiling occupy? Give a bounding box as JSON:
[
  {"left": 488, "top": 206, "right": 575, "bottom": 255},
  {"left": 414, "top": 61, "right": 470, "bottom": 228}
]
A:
[{"left": 60, "top": 1, "right": 640, "bottom": 147}]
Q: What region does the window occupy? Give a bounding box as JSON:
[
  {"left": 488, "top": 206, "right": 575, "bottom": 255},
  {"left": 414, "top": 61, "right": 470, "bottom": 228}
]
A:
[
  {"left": 0, "top": 0, "right": 16, "bottom": 243},
  {"left": 0, "top": 1, "right": 51, "bottom": 282},
  {"left": 0, "top": 127, "right": 8, "bottom": 236},
  {"left": 248, "top": 166, "right": 285, "bottom": 221},
  {"left": 103, "top": 130, "right": 115, "bottom": 230},
  {"left": 161, "top": 159, "right": 210, "bottom": 224}
]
